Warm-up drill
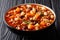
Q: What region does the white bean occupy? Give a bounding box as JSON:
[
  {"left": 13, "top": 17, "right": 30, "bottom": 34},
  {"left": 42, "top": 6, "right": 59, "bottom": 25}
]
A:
[
  {"left": 44, "top": 12, "right": 47, "bottom": 15},
  {"left": 14, "top": 18, "right": 18, "bottom": 21},
  {"left": 41, "top": 7, "right": 46, "bottom": 10},
  {"left": 50, "top": 15, "right": 54, "bottom": 19},
  {"left": 20, "top": 12, "right": 25, "bottom": 16}
]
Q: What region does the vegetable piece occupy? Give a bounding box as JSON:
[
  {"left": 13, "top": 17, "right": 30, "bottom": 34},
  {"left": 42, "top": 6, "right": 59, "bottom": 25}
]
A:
[
  {"left": 30, "top": 18, "right": 33, "bottom": 20},
  {"left": 20, "top": 12, "right": 25, "bottom": 16},
  {"left": 9, "top": 19, "right": 13, "bottom": 22},
  {"left": 40, "top": 12, "right": 44, "bottom": 17},
  {"left": 40, "top": 21, "right": 46, "bottom": 26},
  {"left": 33, "top": 12, "right": 41, "bottom": 20},
  {"left": 15, "top": 7, "right": 20, "bottom": 12},
  {"left": 26, "top": 5, "right": 32, "bottom": 12},
  {"left": 47, "top": 11, "right": 50, "bottom": 13},
  {"left": 32, "top": 8, "right": 36, "bottom": 13},
  {"left": 21, "top": 5, "right": 26, "bottom": 9},
  {"left": 23, "top": 21, "right": 31, "bottom": 25},
  {"left": 30, "top": 10, "right": 35, "bottom": 16},
  {"left": 28, "top": 24, "right": 34, "bottom": 29},
  {"left": 21, "top": 22, "right": 26, "bottom": 25},
  {"left": 30, "top": 8, "right": 36, "bottom": 15},
  {"left": 41, "top": 7, "right": 46, "bottom": 10},
  {"left": 50, "top": 20, "right": 53, "bottom": 23},
  {"left": 43, "top": 19, "right": 50, "bottom": 23},
  {"left": 16, "top": 14, "right": 20, "bottom": 18},
  {"left": 10, "top": 15, "right": 14, "bottom": 18},
  {"left": 25, "top": 13, "right": 31, "bottom": 17},
  {"left": 44, "top": 12, "right": 47, "bottom": 15},
  {"left": 35, "top": 23, "right": 39, "bottom": 27},
  {"left": 50, "top": 15, "right": 54, "bottom": 19},
  {"left": 14, "top": 18, "right": 19, "bottom": 21}
]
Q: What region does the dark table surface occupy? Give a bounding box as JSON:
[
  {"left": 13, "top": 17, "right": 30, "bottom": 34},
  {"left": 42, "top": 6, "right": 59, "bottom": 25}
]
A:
[{"left": 0, "top": 0, "right": 60, "bottom": 40}]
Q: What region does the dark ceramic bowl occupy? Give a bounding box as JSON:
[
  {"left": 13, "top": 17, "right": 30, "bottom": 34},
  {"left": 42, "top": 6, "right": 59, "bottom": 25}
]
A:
[{"left": 3, "top": 3, "right": 56, "bottom": 35}]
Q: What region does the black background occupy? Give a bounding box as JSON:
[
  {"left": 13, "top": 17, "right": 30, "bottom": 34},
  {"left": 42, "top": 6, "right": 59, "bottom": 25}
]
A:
[{"left": 0, "top": 0, "right": 60, "bottom": 40}]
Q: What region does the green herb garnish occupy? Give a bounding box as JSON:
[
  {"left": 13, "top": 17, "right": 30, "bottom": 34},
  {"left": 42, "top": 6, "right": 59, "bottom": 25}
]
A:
[{"left": 24, "top": 21, "right": 31, "bottom": 24}]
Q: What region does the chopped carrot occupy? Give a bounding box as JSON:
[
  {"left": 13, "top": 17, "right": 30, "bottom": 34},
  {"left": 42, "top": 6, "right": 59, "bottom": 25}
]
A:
[
  {"left": 28, "top": 24, "right": 34, "bottom": 30},
  {"left": 33, "top": 13, "right": 40, "bottom": 20},
  {"left": 15, "top": 7, "right": 20, "bottom": 12},
  {"left": 40, "top": 21, "right": 46, "bottom": 26}
]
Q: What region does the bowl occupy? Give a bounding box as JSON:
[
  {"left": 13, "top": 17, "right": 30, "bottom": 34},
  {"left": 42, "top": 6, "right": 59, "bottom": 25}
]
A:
[{"left": 3, "top": 3, "right": 56, "bottom": 35}]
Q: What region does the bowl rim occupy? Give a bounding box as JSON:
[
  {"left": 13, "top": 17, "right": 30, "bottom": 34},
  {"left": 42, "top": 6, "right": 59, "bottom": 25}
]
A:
[{"left": 3, "top": 3, "right": 56, "bottom": 31}]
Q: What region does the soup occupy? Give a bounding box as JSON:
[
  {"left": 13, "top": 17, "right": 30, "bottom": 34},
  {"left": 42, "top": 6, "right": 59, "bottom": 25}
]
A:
[{"left": 5, "top": 4, "right": 55, "bottom": 31}]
